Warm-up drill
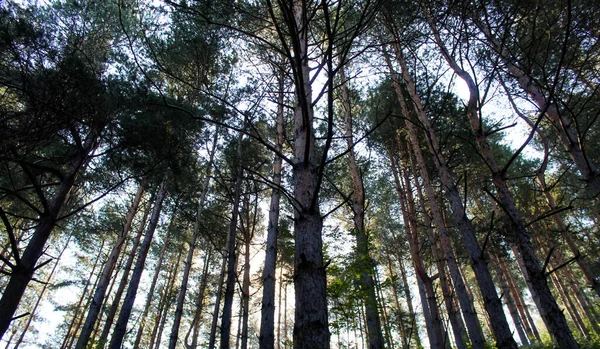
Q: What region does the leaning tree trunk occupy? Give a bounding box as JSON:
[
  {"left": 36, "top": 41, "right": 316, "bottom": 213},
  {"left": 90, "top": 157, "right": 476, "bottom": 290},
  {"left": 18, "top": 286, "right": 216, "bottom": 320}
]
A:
[
  {"left": 220, "top": 131, "right": 244, "bottom": 349},
  {"left": 13, "top": 235, "right": 71, "bottom": 349},
  {"left": 259, "top": 69, "right": 285, "bottom": 349},
  {"left": 471, "top": 12, "right": 600, "bottom": 204},
  {"left": 0, "top": 128, "right": 101, "bottom": 339},
  {"left": 340, "top": 66, "right": 384, "bottom": 349},
  {"left": 108, "top": 175, "right": 169, "bottom": 349},
  {"left": 168, "top": 127, "right": 219, "bottom": 349},
  {"left": 383, "top": 30, "right": 515, "bottom": 348},
  {"left": 389, "top": 153, "right": 447, "bottom": 349},
  {"left": 74, "top": 181, "right": 145, "bottom": 349},
  {"left": 426, "top": 11, "right": 580, "bottom": 348},
  {"left": 185, "top": 247, "right": 213, "bottom": 349},
  {"left": 133, "top": 222, "right": 171, "bottom": 349}
]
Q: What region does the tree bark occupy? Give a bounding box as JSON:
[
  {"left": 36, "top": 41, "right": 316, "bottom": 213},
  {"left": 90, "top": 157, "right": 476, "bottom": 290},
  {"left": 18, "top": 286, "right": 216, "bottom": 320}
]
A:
[
  {"left": 168, "top": 127, "right": 219, "bottom": 349},
  {"left": 108, "top": 175, "right": 168, "bottom": 349},
  {"left": 0, "top": 127, "right": 101, "bottom": 339},
  {"left": 340, "top": 66, "right": 384, "bottom": 349},
  {"left": 184, "top": 246, "right": 213, "bottom": 349},
  {"left": 133, "top": 219, "right": 171, "bottom": 349},
  {"left": 220, "top": 130, "right": 244, "bottom": 349},
  {"left": 259, "top": 70, "right": 285, "bottom": 349},
  {"left": 75, "top": 181, "right": 145, "bottom": 349},
  {"left": 426, "top": 11, "right": 580, "bottom": 348}
]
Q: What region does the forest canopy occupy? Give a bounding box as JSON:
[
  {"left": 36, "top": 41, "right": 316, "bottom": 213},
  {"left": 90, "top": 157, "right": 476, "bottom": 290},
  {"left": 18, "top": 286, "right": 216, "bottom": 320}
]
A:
[{"left": 0, "top": 0, "right": 599, "bottom": 348}]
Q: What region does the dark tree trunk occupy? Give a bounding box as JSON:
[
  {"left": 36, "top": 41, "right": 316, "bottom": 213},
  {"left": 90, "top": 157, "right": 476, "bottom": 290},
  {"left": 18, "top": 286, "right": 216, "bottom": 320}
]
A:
[
  {"left": 259, "top": 69, "right": 285, "bottom": 349},
  {"left": 0, "top": 129, "right": 101, "bottom": 339},
  {"left": 220, "top": 131, "right": 244, "bottom": 349},
  {"left": 75, "top": 181, "right": 145, "bottom": 349},
  {"left": 108, "top": 175, "right": 168, "bottom": 349}
]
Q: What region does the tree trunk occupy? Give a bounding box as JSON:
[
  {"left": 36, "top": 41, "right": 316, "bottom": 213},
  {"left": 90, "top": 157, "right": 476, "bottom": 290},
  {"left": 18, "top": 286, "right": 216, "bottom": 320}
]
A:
[
  {"left": 62, "top": 238, "right": 108, "bottom": 349},
  {"left": 383, "top": 33, "right": 514, "bottom": 348},
  {"left": 208, "top": 238, "right": 228, "bottom": 349},
  {"left": 98, "top": 197, "right": 152, "bottom": 348},
  {"left": 0, "top": 128, "right": 101, "bottom": 339},
  {"left": 398, "top": 255, "right": 421, "bottom": 349},
  {"left": 108, "top": 175, "right": 168, "bottom": 349},
  {"left": 389, "top": 152, "right": 447, "bottom": 349},
  {"left": 169, "top": 127, "right": 219, "bottom": 349},
  {"left": 340, "top": 66, "right": 384, "bottom": 349},
  {"left": 426, "top": 12, "right": 580, "bottom": 348},
  {"left": 75, "top": 181, "right": 145, "bottom": 349},
  {"left": 185, "top": 246, "right": 213, "bottom": 349},
  {"left": 154, "top": 250, "right": 183, "bottom": 349},
  {"left": 133, "top": 220, "right": 171, "bottom": 349},
  {"left": 220, "top": 130, "right": 244, "bottom": 349},
  {"left": 13, "top": 235, "right": 71, "bottom": 349},
  {"left": 259, "top": 67, "right": 285, "bottom": 349}
]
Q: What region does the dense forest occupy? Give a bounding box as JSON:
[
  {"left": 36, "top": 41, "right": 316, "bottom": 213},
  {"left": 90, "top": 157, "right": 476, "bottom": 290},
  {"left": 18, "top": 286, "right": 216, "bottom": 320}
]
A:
[{"left": 1, "top": 0, "right": 599, "bottom": 348}]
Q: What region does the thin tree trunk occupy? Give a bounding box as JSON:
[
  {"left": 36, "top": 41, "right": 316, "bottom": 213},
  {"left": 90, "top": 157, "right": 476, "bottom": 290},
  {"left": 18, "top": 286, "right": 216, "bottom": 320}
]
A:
[
  {"left": 277, "top": 266, "right": 283, "bottom": 349},
  {"left": 97, "top": 197, "right": 152, "bottom": 349},
  {"left": 133, "top": 220, "right": 171, "bottom": 349},
  {"left": 426, "top": 11, "right": 580, "bottom": 348},
  {"left": 220, "top": 130, "right": 245, "bottom": 349},
  {"left": 62, "top": 238, "right": 108, "bottom": 349},
  {"left": 184, "top": 246, "right": 213, "bottom": 349},
  {"left": 493, "top": 253, "right": 530, "bottom": 346},
  {"left": 13, "top": 235, "right": 71, "bottom": 349},
  {"left": 0, "top": 128, "right": 101, "bottom": 339},
  {"left": 340, "top": 66, "right": 384, "bottom": 349},
  {"left": 75, "top": 181, "right": 145, "bottom": 349},
  {"left": 168, "top": 127, "right": 219, "bottom": 349},
  {"left": 108, "top": 175, "right": 169, "bottom": 349},
  {"left": 154, "top": 250, "right": 183, "bottom": 349},
  {"left": 208, "top": 239, "right": 228, "bottom": 349},
  {"left": 398, "top": 256, "right": 421, "bottom": 349},
  {"left": 385, "top": 252, "right": 408, "bottom": 348},
  {"left": 259, "top": 67, "right": 285, "bottom": 349},
  {"left": 389, "top": 152, "right": 447, "bottom": 349}
]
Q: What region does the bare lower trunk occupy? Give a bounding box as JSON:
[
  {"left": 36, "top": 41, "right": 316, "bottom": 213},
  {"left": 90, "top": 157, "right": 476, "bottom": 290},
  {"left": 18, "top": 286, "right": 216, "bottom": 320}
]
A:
[
  {"left": 340, "top": 66, "right": 384, "bottom": 349},
  {"left": 169, "top": 128, "right": 218, "bottom": 349},
  {"left": 108, "top": 175, "right": 168, "bottom": 349},
  {"left": 75, "top": 182, "right": 145, "bottom": 349},
  {"left": 208, "top": 239, "right": 228, "bottom": 349},
  {"left": 133, "top": 223, "right": 171, "bottom": 349},
  {"left": 220, "top": 131, "right": 244, "bottom": 349},
  {"left": 259, "top": 71, "right": 285, "bottom": 349}
]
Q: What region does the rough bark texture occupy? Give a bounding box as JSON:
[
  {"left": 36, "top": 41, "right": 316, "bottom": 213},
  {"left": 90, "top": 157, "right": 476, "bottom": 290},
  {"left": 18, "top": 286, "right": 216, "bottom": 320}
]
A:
[
  {"left": 290, "top": 2, "right": 329, "bottom": 348},
  {"left": 108, "top": 176, "right": 168, "bottom": 349}
]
